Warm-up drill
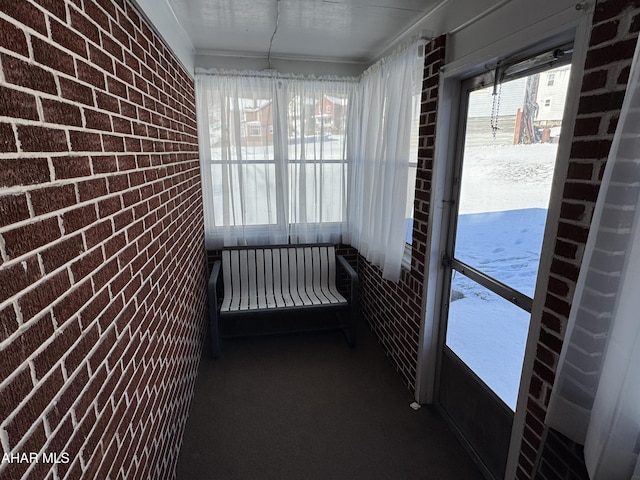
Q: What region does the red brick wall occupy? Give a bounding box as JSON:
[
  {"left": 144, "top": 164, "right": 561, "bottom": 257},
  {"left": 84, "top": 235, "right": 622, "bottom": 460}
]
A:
[
  {"left": 357, "top": 36, "right": 445, "bottom": 390},
  {"left": 515, "top": 1, "right": 640, "bottom": 478},
  {"left": 0, "top": 1, "right": 207, "bottom": 479}
]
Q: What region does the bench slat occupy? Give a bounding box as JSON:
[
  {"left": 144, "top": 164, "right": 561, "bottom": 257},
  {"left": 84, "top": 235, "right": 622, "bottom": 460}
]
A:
[
  {"left": 312, "top": 246, "right": 331, "bottom": 304},
  {"left": 228, "top": 250, "right": 242, "bottom": 311},
  {"left": 264, "top": 249, "right": 276, "bottom": 308},
  {"left": 296, "top": 247, "right": 313, "bottom": 305},
  {"left": 304, "top": 247, "right": 322, "bottom": 305},
  {"left": 221, "top": 250, "right": 233, "bottom": 312},
  {"left": 256, "top": 249, "right": 267, "bottom": 309},
  {"left": 239, "top": 249, "right": 249, "bottom": 311},
  {"left": 281, "top": 248, "right": 294, "bottom": 307},
  {"left": 288, "top": 248, "right": 303, "bottom": 305}
]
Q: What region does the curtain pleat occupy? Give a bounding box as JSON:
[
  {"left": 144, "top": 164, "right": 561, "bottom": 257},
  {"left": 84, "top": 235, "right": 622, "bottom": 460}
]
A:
[{"left": 346, "top": 43, "right": 423, "bottom": 281}]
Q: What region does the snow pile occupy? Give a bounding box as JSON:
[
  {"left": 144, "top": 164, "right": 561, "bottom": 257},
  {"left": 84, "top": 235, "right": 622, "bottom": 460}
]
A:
[{"left": 447, "top": 144, "right": 558, "bottom": 410}]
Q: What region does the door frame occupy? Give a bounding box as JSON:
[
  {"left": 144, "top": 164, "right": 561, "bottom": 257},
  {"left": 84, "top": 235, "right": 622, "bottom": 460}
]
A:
[{"left": 414, "top": 23, "right": 592, "bottom": 478}]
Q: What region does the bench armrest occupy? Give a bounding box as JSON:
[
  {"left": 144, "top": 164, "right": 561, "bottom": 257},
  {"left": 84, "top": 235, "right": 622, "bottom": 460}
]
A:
[
  {"left": 208, "top": 260, "right": 222, "bottom": 358},
  {"left": 336, "top": 255, "right": 359, "bottom": 306}
]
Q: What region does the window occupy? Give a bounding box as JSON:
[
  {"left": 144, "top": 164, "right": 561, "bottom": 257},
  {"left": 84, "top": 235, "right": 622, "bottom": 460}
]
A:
[
  {"left": 197, "top": 73, "right": 354, "bottom": 246},
  {"left": 547, "top": 72, "right": 555, "bottom": 86},
  {"left": 404, "top": 92, "right": 422, "bottom": 264},
  {"left": 544, "top": 98, "right": 551, "bottom": 107},
  {"left": 247, "top": 122, "right": 262, "bottom": 136},
  {"left": 197, "top": 42, "right": 423, "bottom": 280}
]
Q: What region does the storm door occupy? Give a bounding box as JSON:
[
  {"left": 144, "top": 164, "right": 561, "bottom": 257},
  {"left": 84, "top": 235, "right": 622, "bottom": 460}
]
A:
[{"left": 437, "top": 51, "right": 572, "bottom": 479}]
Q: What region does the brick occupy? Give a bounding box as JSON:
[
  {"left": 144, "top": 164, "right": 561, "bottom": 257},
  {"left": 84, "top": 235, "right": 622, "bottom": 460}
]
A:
[
  {"left": 617, "top": 65, "right": 631, "bottom": 86},
  {"left": 1, "top": 54, "right": 57, "bottom": 94},
  {"left": 52, "top": 281, "right": 92, "bottom": 324},
  {"left": 62, "top": 204, "right": 98, "bottom": 233},
  {"left": 84, "top": 219, "right": 113, "bottom": 249},
  {"left": 633, "top": 13, "right": 640, "bottom": 34},
  {"left": 554, "top": 239, "right": 579, "bottom": 261},
  {"left": 19, "top": 270, "right": 71, "bottom": 321},
  {"left": 88, "top": 327, "right": 117, "bottom": 372},
  {"left": 572, "top": 116, "right": 601, "bottom": 136},
  {"left": 64, "top": 325, "right": 99, "bottom": 374},
  {"left": 70, "top": 130, "right": 102, "bottom": 152},
  {"left": 100, "top": 32, "right": 123, "bottom": 62},
  {"left": 84, "top": 108, "right": 113, "bottom": 131},
  {"left": 70, "top": 7, "right": 101, "bottom": 45},
  {"left": 51, "top": 18, "right": 88, "bottom": 58},
  {"left": 98, "top": 195, "right": 122, "bottom": 217},
  {"left": 0, "top": 121, "right": 16, "bottom": 152},
  {"left": 577, "top": 91, "right": 627, "bottom": 115},
  {"left": 102, "top": 133, "right": 125, "bottom": 152},
  {"left": 41, "top": 98, "right": 83, "bottom": 127},
  {"left": 584, "top": 38, "right": 637, "bottom": 70},
  {"left": 0, "top": 305, "right": 19, "bottom": 343},
  {"left": 562, "top": 181, "right": 601, "bottom": 202},
  {"left": 80, "top": 289, "right": 110, "bottom": 325},
  {"left": 559, "top": 201, "right": 587, "bottom": 221},
  {"left": 592, "top": 0, "right": 640, "bottom": 23},
  {"left": 110, "top": 19, "right": 130, "bottom": 50},
  {"left": 4, "top": 367, "right": 64, "bottom": 448},
  {"left": 0, "top": 313, "right": 55, "bottom": 382},
  {"left": 32, "top": 37, "right": 76, "bottom": 77},
  {"left": 96, "top": 90, "right": 121, "bottom": 114},
  {"left": 76, "top": 180, "right": 106, "bottom": 207},
  {"left": 570, "top": 139, "right": 612, "bottom": 159},
  {"left": 0, "top": 193, "right": 30, "bottom": 228},
  {"left": 40, "top": 234, "right": 84, "bottom": 273},
  {"left": 52, "top": 155, "right": 91, "bottom": 180},
  {"left": 0, "top": 16, "right": 29, "bottom": 57},
  {"left": 0, "top": 157, "right": 50, "bottom": 188},
  {"left": 580, "top": 70, "right": 608, "bottom": 93},
  {"left": 2, "top": 217, "right": 61, "bottom": 260},
  {"left": 76, "top": 59, "right": 106, "bottom": 89},
  {"left": 60, "top": 77, "right": 95, "bottom": 106},
  {"left": 0, "top": 1, "right": 47, "bottom": 35},
  {"left": 33, "top": 319, "right": 82, "bottom": 380},
  {"left": 566, "top": 162, "right": 593, "bottom": 180},
  {"left": 112, "top": 116, "right": 132, "bottom": 134},
  {"left": 589, "top": 19, "right": 619, "bottom": 46},
  {"left": 70, "top": 248, "right": 105, "bottom": 282},
  {"left": 31, "top": 0, "right": 66, "bottom": 21},
  {"left": 88, "top": 43, "right": 115, "bottom": 74},
  {"left": 0, "top": 85, "right": 39, "bottom": 120},
  {"left": 92, "top": 155, "right": 118, "bottom": 174},
  {"left": 17, "top": 124, "right": 68, "bottom": 153},
  {"left": 84, "top": 0, "right": 110, "bottom": 31},
  {"left": 0, "top": 366, "right": 32, "bottom": 418},
  {"left": 30, "top": 184, "right": 77, "bottom": 217}
]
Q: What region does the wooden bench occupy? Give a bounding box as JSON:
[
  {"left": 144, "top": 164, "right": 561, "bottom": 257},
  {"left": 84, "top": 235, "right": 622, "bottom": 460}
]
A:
[{"left": 208, "top": 244, "right": 359, "bottom": 357}]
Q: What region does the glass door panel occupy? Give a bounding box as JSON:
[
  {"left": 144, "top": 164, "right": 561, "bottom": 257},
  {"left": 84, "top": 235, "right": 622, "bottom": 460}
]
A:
[
  {"left": 446, "top": 273, "right": 530, "bottom": 409},
  {"left": 444, "top": 63, "right": 572, "bottom": 410}
]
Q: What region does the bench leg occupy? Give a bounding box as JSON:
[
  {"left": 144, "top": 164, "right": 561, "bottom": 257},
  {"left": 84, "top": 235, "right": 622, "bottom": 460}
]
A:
[
  {"left": 339, "top": 311, "right": 356, "bottom": 348},
  {"left": 209, "top": 304, "right": 221, "bottom": 359}
]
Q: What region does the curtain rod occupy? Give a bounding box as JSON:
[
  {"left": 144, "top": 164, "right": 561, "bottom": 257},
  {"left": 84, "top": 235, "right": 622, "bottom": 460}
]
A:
[{"left": 195, "top": 68, "right": 359, "bottom": 83}]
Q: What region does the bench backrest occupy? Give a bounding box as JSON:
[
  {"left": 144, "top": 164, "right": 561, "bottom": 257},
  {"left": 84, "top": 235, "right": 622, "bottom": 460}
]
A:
[{"left": 221, "top": 245, "right": 344, "bottom": 310}]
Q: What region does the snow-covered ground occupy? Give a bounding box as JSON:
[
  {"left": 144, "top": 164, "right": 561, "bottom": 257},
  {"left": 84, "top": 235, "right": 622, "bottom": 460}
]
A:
[{"left": 446, "top": 143, "right": 558, "bottom": 410}]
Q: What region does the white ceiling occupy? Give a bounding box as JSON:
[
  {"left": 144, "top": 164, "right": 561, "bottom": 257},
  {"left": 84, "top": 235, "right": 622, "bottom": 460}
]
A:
[{"left": 166, "top": 0, "right": 446, "bottom": 64}]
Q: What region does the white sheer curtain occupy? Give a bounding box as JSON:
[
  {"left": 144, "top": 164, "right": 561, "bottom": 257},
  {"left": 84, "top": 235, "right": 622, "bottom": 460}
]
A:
[
  {"left": 196, "top": 71, "right": 354, "bottom": 249},
  {"left": 346, "top": 42, "right": 423, "bottom": 281},
  {"left": 545, "top": 35, "right": 640, "bottom": 480}
]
